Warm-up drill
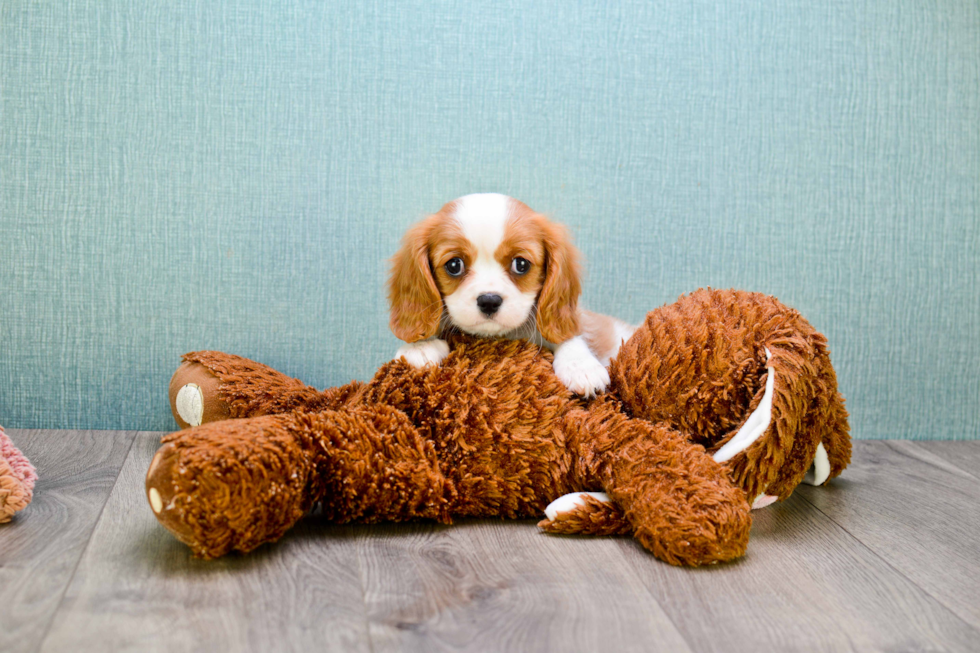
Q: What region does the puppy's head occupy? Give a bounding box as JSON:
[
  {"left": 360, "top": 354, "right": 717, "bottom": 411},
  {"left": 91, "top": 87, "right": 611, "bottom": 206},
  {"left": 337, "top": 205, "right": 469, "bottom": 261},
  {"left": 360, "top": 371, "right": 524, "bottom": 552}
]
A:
[{"left": 388, "top": 193, "right": 581, "bottom": 344}]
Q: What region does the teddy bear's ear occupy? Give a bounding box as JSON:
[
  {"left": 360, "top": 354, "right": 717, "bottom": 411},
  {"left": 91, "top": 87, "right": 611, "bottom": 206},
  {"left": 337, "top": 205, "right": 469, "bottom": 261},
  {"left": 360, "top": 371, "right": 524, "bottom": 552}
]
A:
[
  {"left": 535, "top": 216, "right": 581, "bottom": 343},
  {"left": 388, "top": 217, "right": 443, "bottom": 342}
]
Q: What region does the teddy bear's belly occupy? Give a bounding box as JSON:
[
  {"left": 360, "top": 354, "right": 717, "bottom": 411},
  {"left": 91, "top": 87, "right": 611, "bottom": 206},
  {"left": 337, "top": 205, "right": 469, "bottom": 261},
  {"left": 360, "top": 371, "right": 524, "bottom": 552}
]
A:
[{"left": 426, "top": 414, "right": 575, "bottom": 519}]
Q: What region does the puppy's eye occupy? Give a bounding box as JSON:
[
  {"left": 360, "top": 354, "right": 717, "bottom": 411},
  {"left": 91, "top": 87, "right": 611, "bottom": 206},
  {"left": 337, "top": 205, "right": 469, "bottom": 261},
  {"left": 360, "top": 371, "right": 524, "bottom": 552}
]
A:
[
  {"left": 511, "top": 257, "right": 531, "bottom": 275},
  {"left": 444, "top": 257, "right": 465, "bottom": 277}
]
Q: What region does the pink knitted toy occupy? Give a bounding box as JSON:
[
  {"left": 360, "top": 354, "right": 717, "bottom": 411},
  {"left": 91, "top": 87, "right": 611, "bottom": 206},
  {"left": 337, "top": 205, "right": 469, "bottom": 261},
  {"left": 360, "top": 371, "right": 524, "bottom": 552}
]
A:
[{"left": 0, "top": 426, "right": 37, "bottom": 523}]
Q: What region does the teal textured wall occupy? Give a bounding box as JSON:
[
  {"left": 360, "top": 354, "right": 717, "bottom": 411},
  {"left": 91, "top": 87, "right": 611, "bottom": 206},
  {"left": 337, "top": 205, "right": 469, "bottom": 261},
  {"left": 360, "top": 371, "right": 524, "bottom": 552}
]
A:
[{"left": 1, "top": 1, "right": 978, "bottom": 438}]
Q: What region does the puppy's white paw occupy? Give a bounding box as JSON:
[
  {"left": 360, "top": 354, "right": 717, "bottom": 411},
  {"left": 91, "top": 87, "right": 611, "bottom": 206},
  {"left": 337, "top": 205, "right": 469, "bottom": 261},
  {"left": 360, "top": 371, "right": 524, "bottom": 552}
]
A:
[
  {"left": 396, "top": 338, "right": 450, "bottom": 368},
  {"left": 553, "top": 350, "right": 610, "bottom": 398}
]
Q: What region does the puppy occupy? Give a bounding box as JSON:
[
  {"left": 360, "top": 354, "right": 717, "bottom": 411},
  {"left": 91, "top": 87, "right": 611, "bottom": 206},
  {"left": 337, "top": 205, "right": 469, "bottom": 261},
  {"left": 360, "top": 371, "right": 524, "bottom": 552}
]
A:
[{"left": 387, "top": 193, "right": 635, "bottom": 397}]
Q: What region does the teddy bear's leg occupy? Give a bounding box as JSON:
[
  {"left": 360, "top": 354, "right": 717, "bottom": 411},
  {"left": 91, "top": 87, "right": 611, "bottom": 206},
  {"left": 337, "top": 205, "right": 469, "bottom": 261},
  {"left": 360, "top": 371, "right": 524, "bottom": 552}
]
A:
[
  {"left": 611, "top": 420, "right": 751, "bottom": 566},
  {"left": 147, "top": 414, "right": 312, "bottom": 557},
  {"left": 806, "top": 362, "right": 852, "bottom": 482},
  {"left": 763, "top": 365, "right": 852, "bottom": 499},
  {"left": 709, "top": 346, "right": 791, "bottom": 506},
  {"left": 169, "top": 351, "right": 362, "bottom": 428},
  {"left": 146, "top": 406, "right": 453, "bottom": 559},
  {"left": 561, "top": 400, "right": 752, "bottom": 566},
  {"left": 610, "top": 289, "right": 851, "bottom": 507},
  {"left": 711, "top": 339, "right": 852, "bottom": 503}
]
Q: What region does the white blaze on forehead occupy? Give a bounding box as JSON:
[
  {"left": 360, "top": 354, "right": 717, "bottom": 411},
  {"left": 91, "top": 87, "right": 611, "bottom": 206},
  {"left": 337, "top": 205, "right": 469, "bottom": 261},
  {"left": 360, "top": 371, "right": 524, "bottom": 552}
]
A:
[
  {"left": 443, "top": 192, "right": 536, "bottom": 335},
  {"left": 453, "top": 193, "right": 512, "bottom": 262}
]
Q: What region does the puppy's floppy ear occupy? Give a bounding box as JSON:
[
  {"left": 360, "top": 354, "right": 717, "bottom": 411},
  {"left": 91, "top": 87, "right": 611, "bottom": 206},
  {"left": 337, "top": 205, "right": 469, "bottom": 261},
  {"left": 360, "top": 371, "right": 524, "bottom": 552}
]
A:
[
  {"left": 535, "top": 216, "right": 581, "bottom": 343},
  {"left": 388, "top": 217, "right": 442, "bottom": 342}
]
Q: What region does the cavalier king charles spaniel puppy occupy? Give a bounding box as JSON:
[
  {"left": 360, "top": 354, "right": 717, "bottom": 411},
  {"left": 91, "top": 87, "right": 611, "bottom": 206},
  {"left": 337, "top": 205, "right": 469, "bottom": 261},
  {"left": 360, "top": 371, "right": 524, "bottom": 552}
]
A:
[{"left": 387, "top": 193, "right": 635, "bottom": 397}]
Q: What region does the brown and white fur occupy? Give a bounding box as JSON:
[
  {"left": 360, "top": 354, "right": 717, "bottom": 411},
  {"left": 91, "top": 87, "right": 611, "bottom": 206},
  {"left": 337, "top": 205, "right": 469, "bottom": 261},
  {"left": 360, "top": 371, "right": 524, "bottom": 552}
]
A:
[{"left": 388, "top": 193, "right": 635, "bottom": 397}]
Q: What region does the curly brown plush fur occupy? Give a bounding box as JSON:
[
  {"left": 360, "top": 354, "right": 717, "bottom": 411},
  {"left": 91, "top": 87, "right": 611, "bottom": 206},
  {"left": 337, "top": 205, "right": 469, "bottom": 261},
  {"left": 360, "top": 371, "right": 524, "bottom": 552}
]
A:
[
  {"left": 0, "top": 426, "right": 37, "bottom": 523},
  {"left": 147, "top": 289, "right": 850, "bottom": 566},
  {"left": 612, "top": 289, "right": 851, "bottom": 501},
  {"left": 537, "top": 493, "right": 632, "bottom": 536}
]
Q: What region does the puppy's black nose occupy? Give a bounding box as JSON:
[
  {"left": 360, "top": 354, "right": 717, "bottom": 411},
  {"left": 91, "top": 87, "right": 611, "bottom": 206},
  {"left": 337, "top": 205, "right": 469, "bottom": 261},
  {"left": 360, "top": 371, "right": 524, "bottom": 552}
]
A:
[{"left": 477, "top": 293, "right": 503, "bottom": 316}]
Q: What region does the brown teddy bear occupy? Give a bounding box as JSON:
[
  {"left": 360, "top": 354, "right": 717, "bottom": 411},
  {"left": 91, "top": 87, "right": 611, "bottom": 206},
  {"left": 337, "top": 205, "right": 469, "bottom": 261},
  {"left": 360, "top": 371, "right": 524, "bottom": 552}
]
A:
[{"left": 146, "top": 289, "right": 850, "bottom": 566}]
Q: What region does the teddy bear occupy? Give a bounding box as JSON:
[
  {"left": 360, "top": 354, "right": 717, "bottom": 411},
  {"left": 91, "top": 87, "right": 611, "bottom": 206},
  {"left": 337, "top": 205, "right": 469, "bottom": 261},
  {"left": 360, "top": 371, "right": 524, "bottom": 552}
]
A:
[
  {"left": 0, "top": 425, "right": 37, "bottom": 524},
  {"left": 146, "top": 289, "right": 851, "bottom": 566}
]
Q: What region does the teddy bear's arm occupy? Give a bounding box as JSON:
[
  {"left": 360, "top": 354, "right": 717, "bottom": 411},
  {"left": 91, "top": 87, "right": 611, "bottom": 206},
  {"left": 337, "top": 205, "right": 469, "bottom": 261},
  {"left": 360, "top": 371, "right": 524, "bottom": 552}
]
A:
[
  {"left": 562, "top": 400, "right": 752, "bottom": 566},
  {"left": 609, "top": 420, "right": 752, "bottom": 566}
]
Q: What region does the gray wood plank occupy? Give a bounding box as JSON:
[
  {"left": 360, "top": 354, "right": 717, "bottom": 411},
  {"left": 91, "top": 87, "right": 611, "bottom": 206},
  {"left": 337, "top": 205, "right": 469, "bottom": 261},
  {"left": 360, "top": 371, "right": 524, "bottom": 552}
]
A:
[
  {"left": 913, "top": 440, "right": 980, "bottom": 480},
  {"left": 0, "top": 429, "right": 137, "bottom": 653},
  {"left": 356, "top": 519, "right": 693, "bottom": 653},
  {"left": 796, "top": 440, "right": 980, "bottom": 634},
  {"left": 15, "top": 433, "right": 980, "bottom": 653},
  {"left": 39, "top": 431, "right": 371, "bottom": 653},
  {"left": 618, "top": 489, "right": 980, "bottom": 653}
]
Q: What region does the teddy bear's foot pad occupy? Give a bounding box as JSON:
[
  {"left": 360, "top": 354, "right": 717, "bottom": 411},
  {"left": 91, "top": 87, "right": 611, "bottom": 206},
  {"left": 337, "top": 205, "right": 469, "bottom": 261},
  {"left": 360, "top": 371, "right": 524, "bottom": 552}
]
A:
[
  {"left": 174, "top": 384, "right": 204, "bottom": 427},
  {"left": 168, "top": 361, "right": 232, "bottom": 429},
  {"left": 539, "top": 492, "right": 632, "bottom": 536},
  {"left": 545, "top": 492, "right": 610, "bottom": 520},
  {"left": 751, "top": 494, "right": 778, "bottom": 509},
  {"left": 803, "top": 442, "right": 831, "bottom": 486}
]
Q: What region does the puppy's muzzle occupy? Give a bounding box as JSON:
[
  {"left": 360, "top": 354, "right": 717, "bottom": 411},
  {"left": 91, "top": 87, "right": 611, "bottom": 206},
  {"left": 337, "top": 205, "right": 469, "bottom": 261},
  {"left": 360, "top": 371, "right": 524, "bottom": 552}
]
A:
[{"left": 477, "top": 293, "right": 503, "bottom": 316}]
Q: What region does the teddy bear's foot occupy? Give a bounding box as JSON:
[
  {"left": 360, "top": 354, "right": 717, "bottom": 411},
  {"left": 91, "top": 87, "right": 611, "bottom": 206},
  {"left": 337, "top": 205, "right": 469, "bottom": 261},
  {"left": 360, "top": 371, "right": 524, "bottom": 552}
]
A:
[
  {"left": 802, "top": 442, "right": 831, "bottom": 486},
  {"left": 751, "top": 494, "right": 778, "bottom": 509},
  {"left": 169, "top": 361, "right": 231, "bottom": 429},
  {"left": 739, "top": 441, "right": 831, "bottom": 510},
  {"left": 745, "top": 442, "right": 829, "bottom": 509},
  {"left": 538, "top": 492, "right": 631, "bottom": 536},
  {"left": 147, "top": 413, "right": 318, "bottom": 558}
]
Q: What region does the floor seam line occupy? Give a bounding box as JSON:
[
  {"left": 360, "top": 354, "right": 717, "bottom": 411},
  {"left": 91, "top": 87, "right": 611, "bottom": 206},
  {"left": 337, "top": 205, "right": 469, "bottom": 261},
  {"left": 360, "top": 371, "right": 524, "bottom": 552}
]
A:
[
  {"left": 796, "top": 488, "right": 980, "bottom": 638},
  {"left": 898, "top": 440, "right": 980, "bottom": 482},
  {"left": 352, "top": 525, "right": 376, "bottom": 653},
  {"left": 610, "top": 540, "right": 699, "bottom": 653},
  {"left": 32, "top": 429, "right": 142, "bottom": 653}
]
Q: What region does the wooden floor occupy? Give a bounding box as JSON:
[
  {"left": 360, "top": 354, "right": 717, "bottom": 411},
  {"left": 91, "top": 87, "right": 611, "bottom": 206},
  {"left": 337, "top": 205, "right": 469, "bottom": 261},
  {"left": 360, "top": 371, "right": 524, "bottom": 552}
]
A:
[{"left": 2, "top": 431, "right": 979, "bottom": 653}]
